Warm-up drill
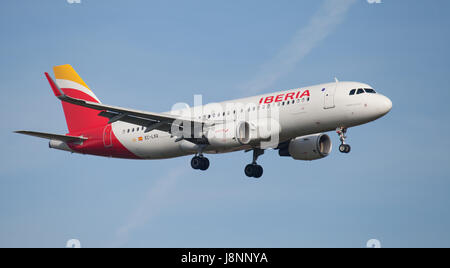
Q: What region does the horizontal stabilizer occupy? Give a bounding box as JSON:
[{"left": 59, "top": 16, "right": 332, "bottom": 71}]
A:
[{"left": 14, "top": 131, "right": 87, "bottom": 143}]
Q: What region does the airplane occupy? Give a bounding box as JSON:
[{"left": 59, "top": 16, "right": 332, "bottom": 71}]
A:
[{"left": 15, "top": 64, "right": 392, "bottom": 178}]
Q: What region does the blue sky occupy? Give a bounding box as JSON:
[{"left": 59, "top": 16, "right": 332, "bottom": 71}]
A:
[{"left": 1, "top": 0, "right": 449, "bottom": 247}]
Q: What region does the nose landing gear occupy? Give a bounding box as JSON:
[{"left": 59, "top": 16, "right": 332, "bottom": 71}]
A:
[
  {"left": 244, "top": 149, "right": 264, "bottom": 178},
  {"left": 336, "top": 127, "right": 351, "bottom": 153},
  {"left": 339, "top": 144, "right": 351, "bottom": 153}
]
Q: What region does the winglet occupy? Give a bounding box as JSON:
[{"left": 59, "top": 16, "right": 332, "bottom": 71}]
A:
[{"left": 45, "top": 72, "right": 63, "bottom": 98}]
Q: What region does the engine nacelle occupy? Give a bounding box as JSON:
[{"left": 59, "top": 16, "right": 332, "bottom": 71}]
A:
[
  {"left": 279, "top": 134, "right": 332, "bottom": 161},
  {"left": 236, "top": 119, "right": 281, "bottom": 148},
  {"left": 205, "top": 119, "right": 281, "bottom": 149},
  {"left": 205, "top": 122, "right": 241, "bottom": 148}
]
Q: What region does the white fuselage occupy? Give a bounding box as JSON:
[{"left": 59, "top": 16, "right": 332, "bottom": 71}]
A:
[{"left": 112, "top": 81, "right": 392, "bottom": 159}]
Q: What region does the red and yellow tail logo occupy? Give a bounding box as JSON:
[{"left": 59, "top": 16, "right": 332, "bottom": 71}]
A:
[
  {"left": 50, "top": 64, "right": 107, "bottom": 133},
  {"left": 54, "top": 64, "right": 101, "bottom": 103}
]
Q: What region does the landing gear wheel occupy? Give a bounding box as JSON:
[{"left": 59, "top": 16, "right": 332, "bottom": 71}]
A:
[
  {"left": 191, "top": 156, "right": 210, "bottom": 171},
  {"left": 199, "top": 157, "right": 210, "bottom": 171},
  {"left": 336, "top": 127, "right": 351, "bottom": 154},
  {"left": 339, "top": 144, "right": 351, "bottom": 154},
  {"left": 344, "top": 144, "right": 351, "bottom": 153},
  {"left": 191, "top": 156, "right": 202, "bottom": 170},
  {"left": 254, "top": 165, "right": 263, "bottom": 178},
  {"left": 244, "top": 164, "right": 263, "bottom": 178},
  {"left": 245, "top": 164, "right": 255, "bottom": 177},
  {"left": 244, "top": 149, "right": 265, "bottom": 178}
]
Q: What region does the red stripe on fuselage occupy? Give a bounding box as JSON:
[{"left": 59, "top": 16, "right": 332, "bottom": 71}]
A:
[
  {"left": 60, "top": 88, "right": 140, "bottom": 159},
  {"left": 67, "top": 125, "right": 141, "bottom": 159}
]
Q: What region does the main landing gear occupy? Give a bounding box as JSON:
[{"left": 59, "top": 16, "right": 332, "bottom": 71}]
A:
[
  {"left": 191, "top": 155, "right": 210, "bottom": 171},
  {"left": 244, "top": 149, "right": 264, "bottom": 178},
  {"left": 336, "top": 127, "right": 351, "bottom": 153}
]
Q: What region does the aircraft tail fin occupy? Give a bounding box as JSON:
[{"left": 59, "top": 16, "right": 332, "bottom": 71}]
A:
[{"left": 45, "top": 65, "right": 108, "bottom": 134}]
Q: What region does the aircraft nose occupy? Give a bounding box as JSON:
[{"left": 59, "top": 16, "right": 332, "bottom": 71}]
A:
[{"left": 379, "top": 95, "right": 392, "bottom": 115}]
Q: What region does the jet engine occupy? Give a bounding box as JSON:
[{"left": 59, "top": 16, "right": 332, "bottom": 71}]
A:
[
  {"left": 204, "top": 122, "right": 241, "bottom": 148},
  {"left": 205, "top": 119, "right": 281, "bottom": 149},
  {"left": 235, "top": 119, "right": 281, "bottom": 147},
  {"left": 279, "top": 133, "right": 332, "bottom": 160}
]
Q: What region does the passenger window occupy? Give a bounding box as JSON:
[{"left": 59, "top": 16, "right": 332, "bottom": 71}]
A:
[
  {"left": 349, "top": 89, "right": 356, "bottom": 95},
  {"left": 357, "top": 89, "right": 364, "bottom": 94},
  {"left": 364, "top": 88, "right": 376, "bottom": 94}
]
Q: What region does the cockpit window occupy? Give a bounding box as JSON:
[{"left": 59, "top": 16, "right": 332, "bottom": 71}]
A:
[
  {"left": 349, "top": 89, "right": 356, "bottom": 95},
  {"left": 357, "top": 88, "right": 365, "bottom": 94},
  {"left": 364, "top": 88, "right": 376, "bottom": 94}
]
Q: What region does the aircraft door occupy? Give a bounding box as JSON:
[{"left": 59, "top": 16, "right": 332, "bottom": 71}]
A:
[
  {"left": 324, "top": 82, "right": 337, "bottom": 109},
  {"left": 103, "top": 124, "right": 113, "bottom": 148}
]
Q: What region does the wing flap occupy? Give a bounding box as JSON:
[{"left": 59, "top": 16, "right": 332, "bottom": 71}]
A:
[
  {"left": 98, "top": 111, "right": 173, "bottom": 132},
  {"left": 58, "top": 93, "right": 204, "bottom": 125}
]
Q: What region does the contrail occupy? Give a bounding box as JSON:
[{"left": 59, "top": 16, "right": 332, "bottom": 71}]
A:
[
  {"left": 241, "top": 0, "right": 357, "bottom": 94},
  {"left": 112, "top": 167, "right": 186, "bottom": 247}
]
